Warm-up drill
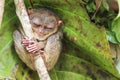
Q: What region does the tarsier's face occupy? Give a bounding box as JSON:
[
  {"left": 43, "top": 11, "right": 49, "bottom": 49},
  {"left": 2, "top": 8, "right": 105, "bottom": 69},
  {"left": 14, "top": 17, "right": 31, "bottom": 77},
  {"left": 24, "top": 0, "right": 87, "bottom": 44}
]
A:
[{"left": 29, "top": 9, "right": 59, "bottom": 40}]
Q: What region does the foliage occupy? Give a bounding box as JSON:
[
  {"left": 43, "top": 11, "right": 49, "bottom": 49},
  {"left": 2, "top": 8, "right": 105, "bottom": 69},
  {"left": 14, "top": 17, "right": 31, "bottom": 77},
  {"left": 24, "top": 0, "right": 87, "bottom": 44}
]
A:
[
  {"left": 84, "top": 0, "right": 120, "bottom": 44},
  {"left": 0, "top": 0, "right": 120, "bottom": 80}
]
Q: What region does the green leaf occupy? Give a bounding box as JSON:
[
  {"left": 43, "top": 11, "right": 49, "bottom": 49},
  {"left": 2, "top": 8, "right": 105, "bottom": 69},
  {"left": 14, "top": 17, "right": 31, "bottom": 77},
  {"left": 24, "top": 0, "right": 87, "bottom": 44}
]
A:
[
  {"left": 106, "top": 30, "right": 118, "bottom": 44},
  {"left": 50, "top": 68, "right": 92, "bottom": 80},
  {"left": 102, "top": 0, "right": 109, "bottom": 11},
  {"left": 0, "top": 0, "right": 18, "bottom": 79},
  {"left": 0, "top": 0, "right": 120, "bottom": 80},
  {"left": 110, "top": 0, "right": 120, "bottom": 44},
  {"left": 53, "top": 71, "right": 91, "bottom": 80},
  {"left": 50, "top": 51, "right": 118, "bottom": 80},
  {"left": 86, "top": 1, "right": 96, "bottom": 13},
  {"left": 111, "top": 17, "right": 120, "bottom": 43}
]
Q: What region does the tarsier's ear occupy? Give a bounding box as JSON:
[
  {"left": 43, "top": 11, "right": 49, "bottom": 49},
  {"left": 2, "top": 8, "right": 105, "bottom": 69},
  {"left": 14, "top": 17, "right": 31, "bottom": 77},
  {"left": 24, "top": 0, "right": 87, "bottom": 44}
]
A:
[
  {"left": 58, "top": 20, "right": 63, "bottom": 27},
  {"left": 27, "top": 9, "right": 34, "bottom": 15}
]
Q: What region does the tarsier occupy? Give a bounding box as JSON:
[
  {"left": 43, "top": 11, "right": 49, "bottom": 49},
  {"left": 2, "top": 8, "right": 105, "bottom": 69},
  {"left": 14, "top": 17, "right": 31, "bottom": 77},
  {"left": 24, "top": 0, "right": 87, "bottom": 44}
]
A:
[{"left": 13, "top": 8, "right": 63, "bottom": 71}]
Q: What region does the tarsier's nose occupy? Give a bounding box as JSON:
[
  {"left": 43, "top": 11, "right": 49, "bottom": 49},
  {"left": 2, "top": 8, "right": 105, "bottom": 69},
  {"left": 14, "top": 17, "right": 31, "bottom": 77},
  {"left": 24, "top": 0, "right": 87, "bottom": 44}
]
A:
[{"left": 39, "top": 27, "right": 44, "bottom": 34}]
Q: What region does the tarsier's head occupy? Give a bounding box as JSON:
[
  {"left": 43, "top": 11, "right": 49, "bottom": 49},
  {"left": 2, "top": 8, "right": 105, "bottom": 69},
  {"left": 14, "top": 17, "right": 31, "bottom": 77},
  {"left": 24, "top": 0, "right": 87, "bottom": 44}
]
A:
[{"left": 28, "top": 8, "right": 62, "bottom": 40}]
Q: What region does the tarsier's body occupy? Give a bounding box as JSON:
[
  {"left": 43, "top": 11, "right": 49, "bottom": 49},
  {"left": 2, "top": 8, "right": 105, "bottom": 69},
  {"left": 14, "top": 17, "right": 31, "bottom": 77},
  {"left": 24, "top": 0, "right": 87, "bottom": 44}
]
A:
[{"left": 13, "top": 8, "right": 62, "bottom": 70}]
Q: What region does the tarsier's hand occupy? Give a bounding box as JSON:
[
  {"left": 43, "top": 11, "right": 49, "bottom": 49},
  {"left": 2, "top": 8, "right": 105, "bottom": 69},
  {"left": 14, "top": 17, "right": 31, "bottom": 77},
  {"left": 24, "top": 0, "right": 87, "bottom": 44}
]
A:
[{"left": 22, "top": 37, "right": 45, "bottom": 56}]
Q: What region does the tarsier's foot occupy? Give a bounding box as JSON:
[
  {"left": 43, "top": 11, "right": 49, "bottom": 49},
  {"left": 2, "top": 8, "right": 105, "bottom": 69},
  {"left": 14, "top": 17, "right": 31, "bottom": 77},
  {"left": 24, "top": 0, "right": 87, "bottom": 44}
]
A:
[
  {"left": 33, "top": 50, "right": 44, "bottom": 56},
  {"left": 33, "top": 50, "right": 46, "bottom": 61}
]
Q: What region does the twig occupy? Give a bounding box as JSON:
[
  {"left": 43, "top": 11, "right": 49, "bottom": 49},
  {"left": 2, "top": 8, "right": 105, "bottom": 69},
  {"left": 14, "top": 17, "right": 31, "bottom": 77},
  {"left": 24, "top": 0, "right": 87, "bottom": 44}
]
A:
[
  {"left": 92, "top": 0, "right": 102, "bottom": 20},
  {"left": 14, "top": 0, "right": 51, "bottom": 80},
  {"left": 0, "top": 0, "right": 5, "bottom": 28},
  {"left": 14, "top": 0, "right": 33, "bottom": 38}
]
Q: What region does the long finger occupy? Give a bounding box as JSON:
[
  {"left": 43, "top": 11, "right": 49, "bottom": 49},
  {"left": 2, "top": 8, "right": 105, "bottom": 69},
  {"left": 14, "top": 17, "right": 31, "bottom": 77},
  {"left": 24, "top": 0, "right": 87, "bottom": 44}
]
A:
[{"left": 26, "top": 46, "right": 38, "bottom": 53}]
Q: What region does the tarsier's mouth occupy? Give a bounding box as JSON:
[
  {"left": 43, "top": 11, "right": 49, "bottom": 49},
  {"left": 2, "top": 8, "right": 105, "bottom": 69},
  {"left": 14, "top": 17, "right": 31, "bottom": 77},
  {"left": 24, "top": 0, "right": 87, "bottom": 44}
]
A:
[
  {"left": 38, "top": 34, "right": 44, "bottom": 36},
  {"left": 36, "top": 31, "right": 57, "bottom": 41},
  {"left": 35, "top": 34, "right": 50, "bottom": 41},
  {"left": 36, "top": 39, "right": 44, "bottom": 42}
]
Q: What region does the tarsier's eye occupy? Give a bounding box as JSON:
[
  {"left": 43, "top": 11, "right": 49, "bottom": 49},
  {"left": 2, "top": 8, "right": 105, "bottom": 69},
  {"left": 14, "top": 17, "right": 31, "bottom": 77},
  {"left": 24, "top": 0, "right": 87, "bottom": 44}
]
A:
[
  {"left": 32, "top": 17, "right": 42, "bottom": 27},
  {"left": 46, "top": 21, "right": 56, "bottom": 29},
  {"left": 34, "top": 23, "right": 41, "bottom": 27},
  {"left": 44, "top": 26, "right": 53, "bottom": 30},
  {"left": 32, "top": 20, "right": 42, "bottom": 27}
]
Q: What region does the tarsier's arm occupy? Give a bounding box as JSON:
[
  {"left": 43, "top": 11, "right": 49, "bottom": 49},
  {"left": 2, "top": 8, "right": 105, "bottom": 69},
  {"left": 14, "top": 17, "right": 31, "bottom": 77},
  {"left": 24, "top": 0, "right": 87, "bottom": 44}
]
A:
[
  {"left": 21, "top": 30, "right": 62, "bottom": 70},
  {"left": 22, "top": 31, "right": 62, "bottom": 70},
  {"left": 44, "top": 30, "right": 62, "bottom": 70}
]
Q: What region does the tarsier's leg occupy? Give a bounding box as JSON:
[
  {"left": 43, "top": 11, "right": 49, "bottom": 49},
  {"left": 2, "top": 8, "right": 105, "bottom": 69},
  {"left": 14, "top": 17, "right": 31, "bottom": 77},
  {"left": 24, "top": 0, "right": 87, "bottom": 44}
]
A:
[
  {"left": 44, "top": 31, "right": 63, "bottom": 71},
  {"left": 13, "top": 30, "right": 35, "bottom": 70}
]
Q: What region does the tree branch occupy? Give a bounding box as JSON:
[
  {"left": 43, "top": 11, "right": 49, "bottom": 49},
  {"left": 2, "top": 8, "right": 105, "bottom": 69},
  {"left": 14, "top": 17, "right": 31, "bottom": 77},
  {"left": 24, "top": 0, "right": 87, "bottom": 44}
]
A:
[
  {"left": 0, "top": 0, "right": 5, "bottom": 28},
  {"left": 14, "top": 0, "right": 51, "bottom": 80}
]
